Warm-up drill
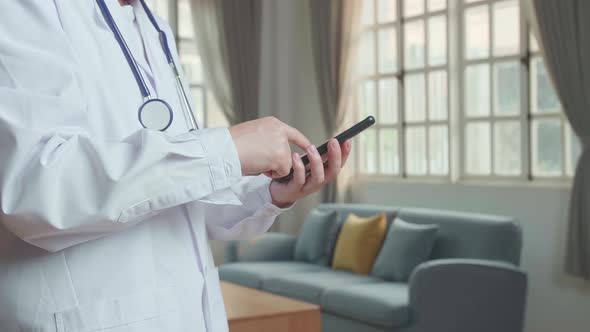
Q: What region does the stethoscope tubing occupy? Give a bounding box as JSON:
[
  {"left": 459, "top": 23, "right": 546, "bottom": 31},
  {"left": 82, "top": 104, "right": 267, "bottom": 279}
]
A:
[
  {"left": 96, "top": 0, "right": 199, "bottom": 131},
  {"left": 96, "top": 0, "right": 151, "bottom": 98}
]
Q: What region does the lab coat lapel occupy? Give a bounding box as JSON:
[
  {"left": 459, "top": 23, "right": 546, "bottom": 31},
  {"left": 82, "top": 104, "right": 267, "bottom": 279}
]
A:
[
  {"left": 99, "top": 0, "right": 156, "bottom": 92},
  {"left": 132, "top": 1, "right": 167, "bottom": 97}
]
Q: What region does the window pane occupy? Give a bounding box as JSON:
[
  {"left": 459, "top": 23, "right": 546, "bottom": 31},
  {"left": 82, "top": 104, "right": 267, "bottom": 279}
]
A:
[
  {"left": 378, "top": 27, "right": 398, "bottom": 73},
  {"left": 359, "top": 129, "right": 378, "bottom": 173},
  {"left": 493, "top": 0, "right": 519, "bottom": 56},
  {"left": 406, "top": 127, "right": 427, "bottom": 175},
  {"left": 428, "top": 70, "right": 448, "bottom": 120},
  {"left": 191, "top": 87, "right": 205, "bottom": 125},
  {"left": 532, "top": 118, "right": 563, "bottom": 176},
  {"left": 379, "top": 79, "right": 398, "bottom": 124},
  {"left": 465, "top": 5, "right": 489, "bottom": 60},
  {"left": 378, "top": 0, "right": 397, "bottom": 23},
  {"left": 362, "top": 0, "right": 375, "bottom": 26},
  {"left": 531, "top": 57, "right": 560, "bottom": 114},
  {"left": 494, "top": 121, "right": 521, "bottom": 175},
  {"left": 404, "top": 20, "right": 425, "bottom": 69},
  {"left": 429, "top": 125, "right": 449, "bottom": 175},
  {"left": 466, "top": 122, "right": 492, "bottom": 175},
  {"left": 404, "top": 73, "right": 426, "bottom": 122},
  {"left": 359, "top": 80, "right": 377, "bottom": 120},
  {"left": 404, "top": 0, "right": 424, "bottom": 17},
  {"left": 428, "top": 0, "right": 446, "bottom": 11},
  {"left": 529, "top": 32, "right": 540, "bottom": 53},
  {"left": 493, "top": 61, "right": 520, "bottom": 116},
  {"left": 380, "top": 129, "right": 400, "bottom": 174},
  {"left": 428, "top": 15, "right": 447, "bottom": 66},
  {"left": 207, "top": 91, "right": 229, "bottom": 128},
  {"left": 465, "top": 64, "right": 490, "bottom": 117},
  {"left": 179, "top": 41, "right": 203, "bottom": 84},
  {"left": 566, "top": 126, "right": 582, "bottom": 177},
  {"left": 360, "top": 32, "right": 376, "bottom": 75},
  {"left": 178, "top": 0, "right": 194, "bottom": 39}
]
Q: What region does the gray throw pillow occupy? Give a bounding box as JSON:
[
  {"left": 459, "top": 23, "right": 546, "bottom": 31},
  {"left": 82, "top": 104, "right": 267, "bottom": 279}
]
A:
[
  {"left": 294, "top": 210, "right": 339, "bottom": 265},
  {"left": 371, "top": 218, "right": 438, "bottom": 282}
]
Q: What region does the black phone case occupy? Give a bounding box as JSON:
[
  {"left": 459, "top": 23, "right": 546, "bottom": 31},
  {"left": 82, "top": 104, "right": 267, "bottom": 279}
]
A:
[{"left": 275, "top": 115, "right": 375, "bottom": 183}]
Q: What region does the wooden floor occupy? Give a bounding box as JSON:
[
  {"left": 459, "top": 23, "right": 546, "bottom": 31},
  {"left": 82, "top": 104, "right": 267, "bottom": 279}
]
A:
[{"left": 221, "top": 281, "right": 321, "bottom": 332}]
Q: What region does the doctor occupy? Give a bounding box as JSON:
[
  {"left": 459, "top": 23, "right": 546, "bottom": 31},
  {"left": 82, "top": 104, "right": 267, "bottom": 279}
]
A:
[{"left": 0, "top": 0, "right": 351, "bottom": 331}]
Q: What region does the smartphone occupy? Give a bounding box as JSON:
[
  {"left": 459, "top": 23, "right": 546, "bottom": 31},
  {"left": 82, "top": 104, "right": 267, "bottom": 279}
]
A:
[{"left": 275, "top": 115, "right": 376, "bottom": 183}]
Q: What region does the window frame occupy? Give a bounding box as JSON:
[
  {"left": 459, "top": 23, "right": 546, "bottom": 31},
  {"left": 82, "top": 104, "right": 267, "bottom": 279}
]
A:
[
  {"left": 458, "top": 0, "right": 530, "bottom": 182},
  {"left": 355, "top": 0, "right": 451, "bottom": 180},
  {"left": 458, "top": 0, "right": 576, "bottom": 183},
  {"left": 355, "top": 0, "right": 576, "bottom": 185}
]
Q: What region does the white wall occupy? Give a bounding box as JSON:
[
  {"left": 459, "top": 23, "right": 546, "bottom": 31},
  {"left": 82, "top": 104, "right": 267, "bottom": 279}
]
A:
[
  {"left": 258, "top": 0, "right": 326, "bottom": 235},
  {"left": 210, "top": 0, "right": 324, "bottom": 263}
]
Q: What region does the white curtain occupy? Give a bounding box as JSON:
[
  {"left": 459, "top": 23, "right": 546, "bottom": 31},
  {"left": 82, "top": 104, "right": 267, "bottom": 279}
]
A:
[
  {"left": 527, "top": 0, "right": 590, "bottom": 280},
  {"left": 190, "top": 0, "right": 262, "bottom": 125},
  {"left": 309, "top": 0, "right": 363, "bottom": 202}
]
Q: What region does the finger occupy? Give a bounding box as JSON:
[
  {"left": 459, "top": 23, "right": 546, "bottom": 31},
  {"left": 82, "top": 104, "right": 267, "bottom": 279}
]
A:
[
  {"left": 341, "top": 139, "right": 353, "bottom": 165},
  {"left": 302, "top": 144, "right": 325, "bottom": 192},
  {"left": 272, "top": 165, "right": 291, "bottom": 178},
  {"left": 324, "top": 139, "right": 342, "bottom": 180},
  {"left": 290, "top": 152, "right": 306, "bottom": 189},
  {"left": 271, "top": 154, "right": 292, "bottom": 178},
  {"left": 284, "top": 125, "right": 311, "bottom": 152}
]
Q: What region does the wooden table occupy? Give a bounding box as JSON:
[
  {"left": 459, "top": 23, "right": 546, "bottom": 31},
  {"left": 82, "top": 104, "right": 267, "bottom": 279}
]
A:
[{"left": 221, "top": 281, "right": 321, "bottom": 332}]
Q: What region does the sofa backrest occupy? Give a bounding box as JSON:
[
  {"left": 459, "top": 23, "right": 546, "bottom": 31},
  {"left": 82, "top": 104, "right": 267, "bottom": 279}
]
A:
[{"left": 315, "top": 203, "right": 522, "bottom": 265}]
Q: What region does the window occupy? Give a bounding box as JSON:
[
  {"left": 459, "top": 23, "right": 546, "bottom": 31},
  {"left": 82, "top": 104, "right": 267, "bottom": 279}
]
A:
[
  {"left": 528, "top": 35, "right": 581, "bottom": 178},
  {"left": 355, "top": 0, "right": 581, "bottom": 182},
  {"left": 462, "top": 0, "right": 522, "bottom": 178},
  {"left": 357, "top": 0, "right": 450, "bottom": 177},
  {"left": 145, "top": 0, "right": 229, "bottom": 128}
]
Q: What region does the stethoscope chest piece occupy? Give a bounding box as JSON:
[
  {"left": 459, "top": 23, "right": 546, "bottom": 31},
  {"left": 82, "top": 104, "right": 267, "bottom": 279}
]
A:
[{"left": 138, "top": 99, "right": 173, "bottom": 131}]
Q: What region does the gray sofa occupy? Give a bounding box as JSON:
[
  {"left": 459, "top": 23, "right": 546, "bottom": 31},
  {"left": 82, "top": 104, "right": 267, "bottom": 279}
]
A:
[{"left": 219, "top": 203, "right": 528, "bottom": 332}]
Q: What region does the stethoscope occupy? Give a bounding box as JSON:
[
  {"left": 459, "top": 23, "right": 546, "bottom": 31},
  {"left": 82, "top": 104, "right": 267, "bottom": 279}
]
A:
[{"left": 96, "top": 0, "right": 199, "bottom": 131}]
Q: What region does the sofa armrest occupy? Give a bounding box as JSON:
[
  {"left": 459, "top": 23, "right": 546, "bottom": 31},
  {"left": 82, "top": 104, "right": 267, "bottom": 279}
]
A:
[
  {"left": 408, "top": 259, "right": 527, "bottom": 332},
  {"left": 224, "top": 232, "right": 297, "bottom": 263}
]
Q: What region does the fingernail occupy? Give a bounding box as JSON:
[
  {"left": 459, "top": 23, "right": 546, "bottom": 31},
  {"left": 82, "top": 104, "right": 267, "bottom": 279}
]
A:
[
  {"left": 293, "top": 153, "right": 300, "bottom": 161},
  {"left": 330, "top": 139, "right": 337, "bottom": 148}
]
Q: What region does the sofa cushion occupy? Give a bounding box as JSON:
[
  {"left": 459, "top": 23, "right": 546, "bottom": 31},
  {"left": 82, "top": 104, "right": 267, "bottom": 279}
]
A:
[
  {"left": 322, "top": 283, "right": 410, "bottom": 329},
  {"left": 332, "top": 213, "right": 387, "bottom": 275},
  {"left": 219, "top": 262, "right": 324, "bottom": 289},
  {"left": 294, "top": 210, "right": 339, "bottom": 265},
  {"left": 371, "top": 218, "right": 438, "bottom": 281},
  {"left": 263, "top": 270, "right": 381, "bottom": 304}
]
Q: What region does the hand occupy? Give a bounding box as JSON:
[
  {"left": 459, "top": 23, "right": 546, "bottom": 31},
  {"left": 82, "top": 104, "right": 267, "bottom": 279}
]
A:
[
  {"left": 229, "top": 117, "right": 311, "bottom": 177},
  {"left": 269, "top": 138, "right": 353, "bottom": 208}
]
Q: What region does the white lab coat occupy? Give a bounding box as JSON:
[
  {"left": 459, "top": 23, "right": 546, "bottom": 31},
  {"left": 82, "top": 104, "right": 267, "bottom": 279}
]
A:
[{"left": 0, "top": 1, "right": 287, "bottom": 331}]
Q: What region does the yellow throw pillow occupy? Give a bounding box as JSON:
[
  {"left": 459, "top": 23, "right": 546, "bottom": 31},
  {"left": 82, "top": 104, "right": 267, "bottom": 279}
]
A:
[{"left": 331, "top": 213, "right": 387, "bottom": 275}]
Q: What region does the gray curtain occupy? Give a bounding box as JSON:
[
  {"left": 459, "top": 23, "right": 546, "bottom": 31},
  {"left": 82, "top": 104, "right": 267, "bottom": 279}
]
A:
[
  {"left": 309, "top": 0, "right": 362, "bottom": 202},
  {"left": 528, "top": 0, "right": 590, "bottom": 280},
  {"left": 191, "top": 0, "right": 261, "bottom": 124}
]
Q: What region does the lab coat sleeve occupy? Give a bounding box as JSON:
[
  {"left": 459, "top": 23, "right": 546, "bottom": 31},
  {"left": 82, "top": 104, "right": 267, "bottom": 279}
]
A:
[
  {"left": 157, "top": 18, "right": 291, "bottom": 240},
  {"left": 204, "top": 175, "right": 292, "bottom": 240},
  {"left": 0, "top": 2, "right": 243, "bottom": 252}
]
